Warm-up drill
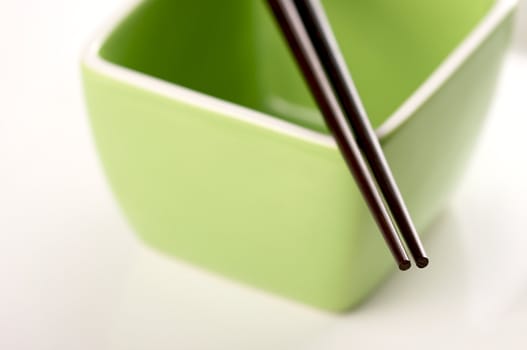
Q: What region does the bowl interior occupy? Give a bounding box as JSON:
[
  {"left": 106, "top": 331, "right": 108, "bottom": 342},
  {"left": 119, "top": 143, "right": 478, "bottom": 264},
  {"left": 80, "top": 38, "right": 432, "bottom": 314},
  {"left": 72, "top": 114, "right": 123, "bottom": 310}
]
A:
[{"left": 99, "top": 0, "right": 494, "bottom": 132}]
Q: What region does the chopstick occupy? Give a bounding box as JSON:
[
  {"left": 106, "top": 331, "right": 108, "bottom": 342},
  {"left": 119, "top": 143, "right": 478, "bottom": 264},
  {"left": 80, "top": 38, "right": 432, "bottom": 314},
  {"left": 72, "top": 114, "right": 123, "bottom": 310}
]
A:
[
  {"left": 266, "top": 0, "right": 411, "bottom": 270},
  {"left": 292, "top": 0, "right": 429, "bottom": 268}
]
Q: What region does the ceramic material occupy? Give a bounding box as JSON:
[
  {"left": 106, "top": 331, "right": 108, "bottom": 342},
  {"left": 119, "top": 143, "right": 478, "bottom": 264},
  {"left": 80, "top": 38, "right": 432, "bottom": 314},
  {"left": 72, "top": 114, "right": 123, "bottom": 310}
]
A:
[{"left": 82, "top": 0, "right": 516, "bottom": 311}]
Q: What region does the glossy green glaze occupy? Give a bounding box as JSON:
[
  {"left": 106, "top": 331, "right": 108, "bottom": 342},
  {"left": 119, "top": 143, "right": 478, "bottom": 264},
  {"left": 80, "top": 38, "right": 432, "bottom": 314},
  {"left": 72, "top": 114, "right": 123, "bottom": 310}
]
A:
[
  {"left": 255, "top": 0, "right": 496, "bottom": 130},
  {"left": 98, "top": 0, "right": 495, "bottom": 131},
  {"left": 82, "top": 0, "right": 513, "bottom": 310}
]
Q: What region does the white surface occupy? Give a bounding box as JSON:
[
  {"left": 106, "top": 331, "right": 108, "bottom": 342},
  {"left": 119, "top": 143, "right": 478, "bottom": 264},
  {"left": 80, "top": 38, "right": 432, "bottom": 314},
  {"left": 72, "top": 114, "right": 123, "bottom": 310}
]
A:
[{"left": 1, "top": 1, "right": 527, "bottom": 349}]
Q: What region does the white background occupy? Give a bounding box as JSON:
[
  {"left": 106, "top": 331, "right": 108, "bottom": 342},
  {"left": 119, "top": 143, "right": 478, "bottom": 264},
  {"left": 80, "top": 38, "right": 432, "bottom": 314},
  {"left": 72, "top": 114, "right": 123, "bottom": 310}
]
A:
[{"left": 1, "top": 1, "right": 527, "bottom": 349}]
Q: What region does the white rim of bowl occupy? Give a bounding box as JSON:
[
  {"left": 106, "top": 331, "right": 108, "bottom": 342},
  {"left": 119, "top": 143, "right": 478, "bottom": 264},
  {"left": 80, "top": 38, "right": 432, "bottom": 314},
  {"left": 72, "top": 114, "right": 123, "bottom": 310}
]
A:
[{"left": 82, "top": 0, "right": 517, "bottom": 149}]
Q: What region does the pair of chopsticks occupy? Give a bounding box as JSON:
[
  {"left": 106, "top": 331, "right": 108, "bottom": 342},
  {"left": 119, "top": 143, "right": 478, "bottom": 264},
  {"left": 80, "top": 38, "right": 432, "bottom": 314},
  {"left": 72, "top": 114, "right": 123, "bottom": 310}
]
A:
[{"left": 266, "top": 0, "right": 428, "bottom": 270}]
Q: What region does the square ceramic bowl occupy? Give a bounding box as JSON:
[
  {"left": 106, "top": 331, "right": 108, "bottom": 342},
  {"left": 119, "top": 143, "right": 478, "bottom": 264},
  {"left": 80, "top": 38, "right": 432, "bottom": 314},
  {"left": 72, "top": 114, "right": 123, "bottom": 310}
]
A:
[{"left": 82, "top": 0, "right": 516, "bottom": 311}]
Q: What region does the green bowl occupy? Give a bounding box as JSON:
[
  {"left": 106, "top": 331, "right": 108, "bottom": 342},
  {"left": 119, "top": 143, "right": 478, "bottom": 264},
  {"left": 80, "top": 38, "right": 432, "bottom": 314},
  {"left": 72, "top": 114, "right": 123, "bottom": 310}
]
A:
[{"left": 82, "top": 0, "right": 516, "bottom": 311}]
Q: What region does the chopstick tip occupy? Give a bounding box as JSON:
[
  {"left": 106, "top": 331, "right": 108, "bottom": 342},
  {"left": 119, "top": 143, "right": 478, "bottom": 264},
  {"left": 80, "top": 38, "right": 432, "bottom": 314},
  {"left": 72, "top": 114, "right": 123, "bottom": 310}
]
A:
[
  {"left": 398, "top": 260, "right": 411, "bottom": 271},
  {"left": 416, "top": 256, "right": 429, "bottom": 268}
]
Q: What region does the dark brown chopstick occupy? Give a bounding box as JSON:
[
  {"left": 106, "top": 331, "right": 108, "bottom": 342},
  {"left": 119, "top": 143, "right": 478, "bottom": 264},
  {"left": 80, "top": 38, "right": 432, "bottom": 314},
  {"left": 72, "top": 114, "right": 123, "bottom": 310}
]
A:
[
  {"left": 292, "top": 0, "right": 428, "bottom": 268},
  {"left": 266, "top": 0, "right": 411, "bottom": 270}
]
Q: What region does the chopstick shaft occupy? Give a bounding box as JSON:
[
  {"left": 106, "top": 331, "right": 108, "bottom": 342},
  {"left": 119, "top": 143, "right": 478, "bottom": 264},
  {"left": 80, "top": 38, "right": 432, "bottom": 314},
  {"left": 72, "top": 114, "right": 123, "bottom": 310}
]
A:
[
  {"left": 293, "top": 0, "right": 429, "bottom": 268},
  {"left": 266, "top": 0, "right": 410, "bottom": 270}
]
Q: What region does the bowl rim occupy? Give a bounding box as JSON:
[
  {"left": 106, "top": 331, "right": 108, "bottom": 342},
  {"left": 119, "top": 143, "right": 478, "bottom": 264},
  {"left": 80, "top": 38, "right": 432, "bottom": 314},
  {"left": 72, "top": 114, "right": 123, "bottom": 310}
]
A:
[{"left": 82, "top": 0, "right": 517, "bottom": 149}]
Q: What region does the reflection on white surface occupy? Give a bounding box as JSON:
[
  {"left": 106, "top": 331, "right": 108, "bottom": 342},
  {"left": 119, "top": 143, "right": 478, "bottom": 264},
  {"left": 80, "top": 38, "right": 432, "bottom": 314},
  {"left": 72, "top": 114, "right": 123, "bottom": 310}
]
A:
[
  {"left": 1, "top": 1, "right": 527, "bottom": 349},
  {"left": 105, "top": 246, "right": 336, "bottom": 350}
]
